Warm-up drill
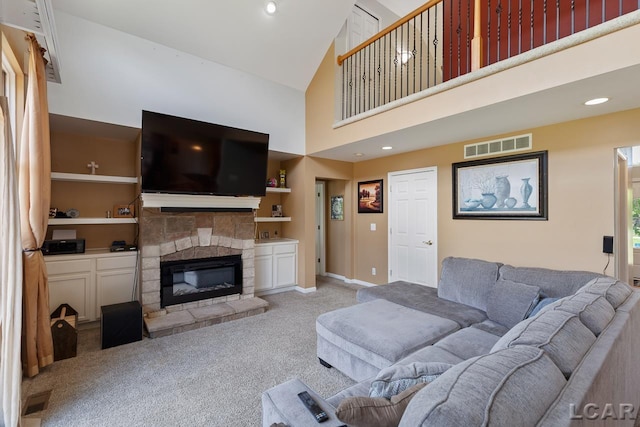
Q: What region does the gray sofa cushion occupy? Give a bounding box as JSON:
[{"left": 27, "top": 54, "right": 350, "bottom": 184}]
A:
[
  {"left": 356, "top": 281, "right": 487, "bottom": 327},
  {"left": 393, "top": 344, "right": 465, "bottom": 367},
  {"left": 434, "top": 327, "right": 501, "bottom": 360},
  {"left": 498, "top": 264, "right": 603, "bottom": 298},
  {"left": 471, "top": 319, "right": 510, "bottom": 337},
  {"left": 486, "top": 279, "right": 540, "bottom": 328},
  {"left": 546, "top": 292, "right": 615, "bottom": 336},
  {"left": 399, "top": 346, "right": 567, "bottom": 427},
  {"left": 576, "top": 276, "right": 633, "bottom": 308},
  {"left": 437, "top": 257, "right": 501, "bottom": 311},
  {"left": 369, "top": 362, "right": 453, "bottom": 399},
  {"left": 491, "top": 309, "right": 596, "bottom": 376}
]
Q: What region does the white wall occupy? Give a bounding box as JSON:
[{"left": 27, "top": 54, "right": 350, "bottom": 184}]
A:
[{"left": 47, "top": 11, "right": 305, "bottom": 155}]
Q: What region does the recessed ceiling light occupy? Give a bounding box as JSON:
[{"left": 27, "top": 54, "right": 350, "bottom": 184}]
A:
[
  {"left": 382, "top": 146, "right": 393, "bottom": 150},
  {"left": 265, "top": 1, "right": 277, "bottom": 14},
  {"left": 354, "top": 153, "right": 364, "bottom": 157},
  {"left": 584, "top": 97, "right": 609, "bottom": 106}
]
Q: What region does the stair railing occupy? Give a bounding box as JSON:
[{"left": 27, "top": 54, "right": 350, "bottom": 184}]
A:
[{"left": 337, "top": 0, "right": 639, "bottom": 121}]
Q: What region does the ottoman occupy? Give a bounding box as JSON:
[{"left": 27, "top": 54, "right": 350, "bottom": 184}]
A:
[{"left": 316, "top": 299, "right": 460, "bottom": 381}]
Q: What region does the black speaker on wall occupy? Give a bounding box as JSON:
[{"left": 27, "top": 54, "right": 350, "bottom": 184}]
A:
[
  {"left": 101, "top": 301, "right": 143, "bottom": 349},
  {"left": 603, "top": 236, "right": 614, "bottom": 254}
]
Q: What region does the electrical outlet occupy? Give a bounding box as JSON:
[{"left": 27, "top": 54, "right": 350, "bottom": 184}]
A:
[
  {"left": 370, "top": 223, "right": 376, "bottom": 231},
  {"left": 372, "top": 267, "right": 376, "bottom": 275}
]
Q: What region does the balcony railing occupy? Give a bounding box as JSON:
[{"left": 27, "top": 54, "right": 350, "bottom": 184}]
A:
[{"left": 337, "top": 0, "right": 639, "bottom": 120}]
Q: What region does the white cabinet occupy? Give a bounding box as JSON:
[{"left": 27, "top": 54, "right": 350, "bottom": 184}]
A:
[
  {"left": 254, "top": 239, "right": 298, "bottom": 294},
  {"left": 47, "top": 259, "right": 93, "bottom": 322},
  {"left": 46, "top": 251, "right": 138, "bottom": 322},
  {"left": 96, "top": 255, "right": 137, "bottom": 308}
]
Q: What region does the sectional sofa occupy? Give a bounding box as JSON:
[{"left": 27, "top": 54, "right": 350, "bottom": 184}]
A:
[{"left": 262, "top": 257, "right": 640, "bottom": 426}]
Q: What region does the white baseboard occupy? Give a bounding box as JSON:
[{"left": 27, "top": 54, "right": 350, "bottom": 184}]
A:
[
  {"left": 295, "top": 286, "right": 317, "bottom": 294},
  {"left": 350, "top": 279, "right": 376, "bottom": 287},
  {"left": 255, "top": 286, "right": 296, "bottom": 297},
  {"left": 324, "top": 272, "right": 376, "bottom": 287}
]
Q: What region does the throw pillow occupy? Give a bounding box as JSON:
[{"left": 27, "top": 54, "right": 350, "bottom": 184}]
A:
[
  {"left": 527, "top": 297, "right": 560, "bottom": 318},
  {"left": 336, "top": 382, "right": 427, "bottom": 427},
  {"left": 486, "top": 279, "right": 540, "bottom": 328},
  {"left": 437, "top": 257, "right": 501, "bottom": 311},
  {"left": 369, "top": 362, "right": 453, "bottom": 399}
]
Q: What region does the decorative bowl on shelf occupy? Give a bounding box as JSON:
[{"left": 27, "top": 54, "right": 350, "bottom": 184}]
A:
[{"left": 65, "top": 208, "right": 80, "bottom": 218}]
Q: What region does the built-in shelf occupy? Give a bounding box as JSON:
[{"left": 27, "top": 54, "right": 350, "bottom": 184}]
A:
[
  {"left": 49, "top": 217, "right": 137, "bottom": 225},
  {"left": 51, "top": 172, "right": 138, "bottom": 184},
  {"left": 254, "top": 217, "right": 292, "bottom": 223},
  {"left": 266, "top": 187, "right": 291, "bottom": 193}
]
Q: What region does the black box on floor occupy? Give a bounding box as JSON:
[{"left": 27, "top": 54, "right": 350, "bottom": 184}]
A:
[{"left": 101, "top": 301, "right": 142, "bottom": 349}]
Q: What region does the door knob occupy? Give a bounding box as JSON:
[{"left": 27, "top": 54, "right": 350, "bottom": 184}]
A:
[{"left": 423, "top": 240, "right": 433, "bottom": 246}]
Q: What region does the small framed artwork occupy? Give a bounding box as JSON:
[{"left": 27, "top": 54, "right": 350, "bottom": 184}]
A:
[
  {"left": 260, "top": 231, "right": 270, "bottom": 239},
  {"left": 271, "top": 204, "right": 283, "bottom": 217},
  {"left": 452, "top": 150, "right": 548, "bottom": 220},
  {"left": 358, "top": 180, "right": 383, "bottom": 214},
  {"left": 113, "top": 204, "right": 135, "bottom": 218},
  {"left": 330, "top": 196, "right": 344, "bottom": 220}
]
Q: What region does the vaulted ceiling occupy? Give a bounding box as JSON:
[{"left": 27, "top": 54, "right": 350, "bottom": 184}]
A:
[
  {"left": 51, "top": 0, "right": 424, "bottom": 92},
  {"left": 43, "top": 1, "right": 640, "bottom": 162}
]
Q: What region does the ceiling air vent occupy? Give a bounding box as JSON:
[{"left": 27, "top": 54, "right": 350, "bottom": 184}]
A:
[
  {"left": 464, "top": 134, "right": 532, "bottom": 159},
  {"left": 0, "top": 0, "right": 62, "bottom": 83}
]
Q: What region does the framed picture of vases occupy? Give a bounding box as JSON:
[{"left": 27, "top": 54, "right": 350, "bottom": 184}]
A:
[{"left": 452, "top": 151, "right": 548, "bottom": 220}]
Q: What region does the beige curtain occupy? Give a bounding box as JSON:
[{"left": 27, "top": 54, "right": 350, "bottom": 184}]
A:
[
  {"left": 19, "top": 35, "right": 53, "bottom": 378},
  {"left": 1, "top": 95, "right": 23, "bottom": 426}
]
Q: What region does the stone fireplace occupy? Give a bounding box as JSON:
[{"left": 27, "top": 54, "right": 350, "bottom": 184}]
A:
[{"left": 139, "top": 208, "right": 268, "bottom": 337}]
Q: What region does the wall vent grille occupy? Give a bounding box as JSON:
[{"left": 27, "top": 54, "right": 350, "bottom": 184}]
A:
[{"left": 464, "top": 134, "right": 532, "bottom": 159}]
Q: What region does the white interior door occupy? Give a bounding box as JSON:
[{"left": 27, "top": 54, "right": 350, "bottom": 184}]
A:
[
  {"left": 315, "top": 182, "right": 325, "bottom": 275},
  {"left": 349, "top": 5, "right": 380, "bottom": 50},
  {"left": 389, "top": 167, "right": 438, "bottom": 287}
]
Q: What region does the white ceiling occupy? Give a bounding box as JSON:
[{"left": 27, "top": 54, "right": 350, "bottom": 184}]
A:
[
  {"left": 50, "top": 0, "right": 424, "bottom": 92},
  {"left": 51, "top": 0, "right": 358, "bottom": 92},
  {"left": 375, "top": 0, "right": 426, "bottom": 17}
]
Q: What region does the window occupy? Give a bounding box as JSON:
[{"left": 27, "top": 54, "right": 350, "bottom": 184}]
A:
[
  {"left": 2, "top": 54, "right": 17, "bottom": 147},
  {"left": 2, "top": 30, "right": 25, "bottom": 152}
]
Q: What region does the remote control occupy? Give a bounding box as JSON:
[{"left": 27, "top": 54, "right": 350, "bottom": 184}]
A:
[{"left": 297, "top": 391, "right": 329, "bottom": 423}]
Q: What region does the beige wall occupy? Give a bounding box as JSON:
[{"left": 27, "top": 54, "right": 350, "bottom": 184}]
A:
[
  {"left": 303, "top": 31, "right": 640, "bottom": 287},
  {"left": 348, "top": 109, "right": 640, "bottom": 285},
  {"left": 326, "top": 180, "right": 353, "bottom": 277},
  {"left": 283, "top": 156, "right": 354, "bottom": 288},
  {"left": 303, "top": 87, "right": 640, "bottom": 287}
]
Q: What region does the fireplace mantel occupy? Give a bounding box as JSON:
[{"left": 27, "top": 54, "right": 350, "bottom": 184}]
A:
[{"left": 141, "top": 193, "right": 261, "bottom": 210}]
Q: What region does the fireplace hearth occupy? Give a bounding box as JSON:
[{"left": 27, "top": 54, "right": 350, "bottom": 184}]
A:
[{"left": 161, "top": 255, "right": 242, "bottom": 308}]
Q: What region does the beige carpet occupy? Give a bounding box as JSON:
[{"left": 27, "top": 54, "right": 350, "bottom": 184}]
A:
[{"left": 21, "top": 277, "right": 360, "bottom": 426}]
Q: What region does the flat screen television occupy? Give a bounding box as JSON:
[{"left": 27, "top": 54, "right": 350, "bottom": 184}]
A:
[{"left": 141, "top": 110, "right": 269, "bottom": 197}]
